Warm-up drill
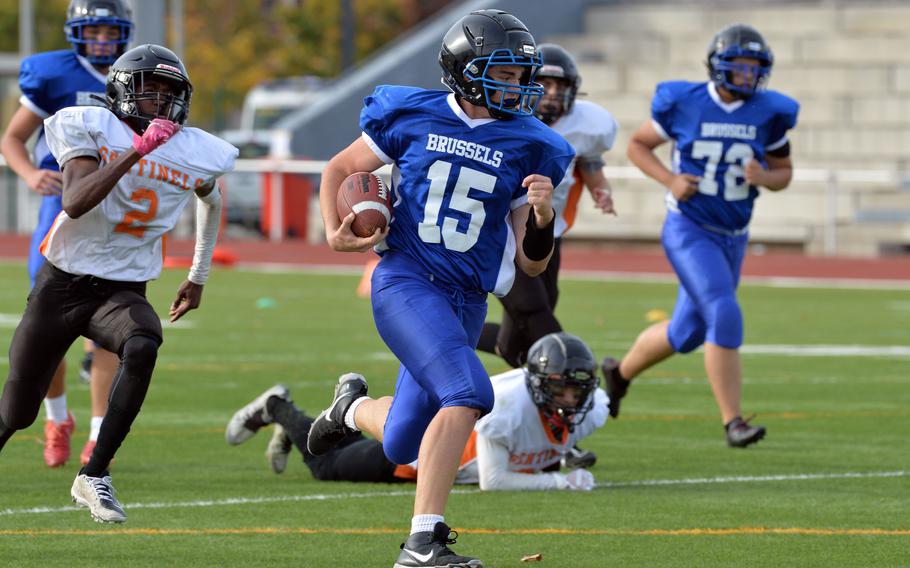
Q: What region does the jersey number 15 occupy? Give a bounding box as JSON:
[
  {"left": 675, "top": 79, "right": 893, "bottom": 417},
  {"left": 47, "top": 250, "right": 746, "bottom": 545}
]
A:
[{"left": 418, "top": 160, "right": 496, "bottom": 252}]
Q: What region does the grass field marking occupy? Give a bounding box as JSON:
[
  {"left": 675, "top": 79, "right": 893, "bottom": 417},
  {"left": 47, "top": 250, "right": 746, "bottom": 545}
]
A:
[
  {"left": 3, "top": 526, "right": 909, "bottom": 537},
  {"left": 2, "top": 471, "right": 905, "bottom": 518},
  {"left": 222, "top": 264, "right": 910, "bottom": 291},
  {"left": 597, "top": 470, "right": 908, "bottom": 488}
]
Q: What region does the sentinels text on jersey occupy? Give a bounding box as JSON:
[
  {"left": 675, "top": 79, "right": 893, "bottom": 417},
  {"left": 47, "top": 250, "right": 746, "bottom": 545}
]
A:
[{"left": 41, "top": 106, "right": 238, "bottom": 282}]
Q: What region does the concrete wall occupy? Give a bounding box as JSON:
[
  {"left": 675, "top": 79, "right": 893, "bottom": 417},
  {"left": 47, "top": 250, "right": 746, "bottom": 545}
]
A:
[{"left": 551, "top": 1, "right": 910, "bottom": 256}]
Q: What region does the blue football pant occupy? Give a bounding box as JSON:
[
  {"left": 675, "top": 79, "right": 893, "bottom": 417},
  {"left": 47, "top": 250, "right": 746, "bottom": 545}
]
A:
[
  {"left": 371, "top": 252, "right": 493, "bottom": 465},
  {"left": 662, "top": 212, "right": 748, "bottom": 352}
]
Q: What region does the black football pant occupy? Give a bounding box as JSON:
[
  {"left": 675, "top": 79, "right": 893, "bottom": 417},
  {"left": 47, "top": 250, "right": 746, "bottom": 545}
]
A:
[
  {"left": 267, "top": 397, "right": 401, "bottom": 483},
  {"left": 0, "top": 264, "right": 162, "bottom": 476},
  {"left": 477, "top": 239, "right": 563, "bottom": 367}
]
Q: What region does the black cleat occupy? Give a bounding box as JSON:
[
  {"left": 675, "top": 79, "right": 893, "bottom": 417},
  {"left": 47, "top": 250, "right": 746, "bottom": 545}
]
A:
[
  {"left": 602, "top": 357, "right": 628, "bottom": 418},
  {"left": 725, "top": 415, "right": 766, "bottom": 448},
  {"left": 561, "top": 444, "right": 597, "bottom": 469},
  {"left": 394, "top": 522, "right": 483, "bottom": 568},
  {"left": 306, "top": 373, "right": 368, "bottom": 456}
]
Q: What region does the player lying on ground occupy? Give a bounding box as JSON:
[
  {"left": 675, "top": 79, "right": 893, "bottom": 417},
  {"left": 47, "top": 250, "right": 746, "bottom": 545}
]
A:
[{"left": 227, "top": 332, "right": 609, "bottom": 491}]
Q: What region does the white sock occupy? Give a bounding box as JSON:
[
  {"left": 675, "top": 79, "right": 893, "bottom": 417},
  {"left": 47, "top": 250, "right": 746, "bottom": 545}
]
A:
[
  {"left": 44, "top": 395, "right": 68, "bottom": 425},
  {"left": 343, "top": 397, "right": 368, "bottom": 431},
  {"left": 89, "top": 416, "right": 104, "bottom": 442},
  {"left": 411, "top": 514, "right": 445, "bottom": 535}
]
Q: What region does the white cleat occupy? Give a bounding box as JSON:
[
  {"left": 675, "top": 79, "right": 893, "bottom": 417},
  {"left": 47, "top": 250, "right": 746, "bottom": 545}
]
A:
[
  {"left": 71, "top": 473, "right": 127, "bottom": 524},
  {"left": 225, "top": 384, "right": 290, "bottom": 445},
  {"left": 266, "top": 424, "right": 293, "bottom": 474}
]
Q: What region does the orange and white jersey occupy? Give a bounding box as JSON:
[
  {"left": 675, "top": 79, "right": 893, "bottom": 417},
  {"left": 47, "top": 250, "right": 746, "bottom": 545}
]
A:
[
  {"left": 41, "top": 106, "right": 238, "bottom": 282},
  {"left": 455, "top": 368, "right": 609, "bottom": 484},
  {"left": 551, "top": 100, "right": 617, "bottom": 237}
]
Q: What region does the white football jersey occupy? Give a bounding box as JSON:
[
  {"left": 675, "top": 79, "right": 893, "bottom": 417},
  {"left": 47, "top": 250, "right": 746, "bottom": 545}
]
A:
[
  {"left": 551, "top": 100, "right": 618, "bottom": 237},
  {"left": 41, "top": 107, "right": 238, "bottom": 282},
  {"left": 457, "top": 368, "right": 609, "bottom": 481}
]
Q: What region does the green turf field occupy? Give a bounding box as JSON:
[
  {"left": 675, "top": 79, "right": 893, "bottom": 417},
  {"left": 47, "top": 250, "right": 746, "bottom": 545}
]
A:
[{"left": 0, "top": 263, "right": 907, "bottom": 567}]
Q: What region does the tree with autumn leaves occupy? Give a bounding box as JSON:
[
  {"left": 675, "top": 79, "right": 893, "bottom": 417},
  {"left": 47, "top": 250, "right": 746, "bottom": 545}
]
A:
[{"left": 1, "top": 0, "right": 450, "bottom": 130}]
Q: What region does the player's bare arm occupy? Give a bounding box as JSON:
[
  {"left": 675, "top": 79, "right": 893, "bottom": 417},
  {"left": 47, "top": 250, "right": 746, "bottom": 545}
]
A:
[
  {"left": 579, "top": 161, "right": 616, "bottom": 215},
  {"left": 62, "top": 118, "right": 180, "bottom": 218},
  {"left": 0, "top": 106, "right": 63, "bottom": 195},
  {"left": 745, "top": 154, "right": 793, "bottom": 192},
  {"left": 168, "top": 180, "right": 221, "bottom": 323},
  {"left": 627, "top": 120, "right": 700, "bottom": 202},
  {"left": 61, "top": 151, "right": 141, "bottom": 218},
  {"left": 319, "top": 137, "right": 388, "bottom": 252}
]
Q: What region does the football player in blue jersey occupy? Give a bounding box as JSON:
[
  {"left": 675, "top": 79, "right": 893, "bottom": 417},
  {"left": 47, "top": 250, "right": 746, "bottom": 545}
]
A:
[
  {"left": 306, "top": 10, "right": 574, "bottom": 568},
  {"left": 0, "top": 0, "right": 133, "bottom": 467},
  {"left": 602, "top": 24, "right": 799, "bottom": 448}
]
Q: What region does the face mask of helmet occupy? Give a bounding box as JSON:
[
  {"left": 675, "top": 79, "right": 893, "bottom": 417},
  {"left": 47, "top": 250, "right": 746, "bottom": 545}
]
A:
[
  {"left": 65, "top": 0, "right": 134, "bottom": 66},
  {"left": 534, "top": 44, "right": 581, "bottom": 125},
  {"left": 707, "top": 25, "right": 773, "bottom": 98}
]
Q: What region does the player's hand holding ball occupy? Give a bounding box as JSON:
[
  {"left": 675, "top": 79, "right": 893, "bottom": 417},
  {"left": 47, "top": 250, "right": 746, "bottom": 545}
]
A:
[
  {"left": 523, "top": 174, "right": 554, "bottom": 226},
  {"left": 329, "top": 172, "right": 390, "bottom": 253},
  {"left": 132, "top": 118, "right": 181, "bottom": 156},
  {"left": 565, "top": 469, "right": 595, "bottom": 491}
]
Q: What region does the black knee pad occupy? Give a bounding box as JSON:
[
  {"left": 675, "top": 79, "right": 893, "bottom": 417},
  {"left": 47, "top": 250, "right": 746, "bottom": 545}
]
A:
[{"left": 121, "top": 334, "right": 160, "bottom": 369}]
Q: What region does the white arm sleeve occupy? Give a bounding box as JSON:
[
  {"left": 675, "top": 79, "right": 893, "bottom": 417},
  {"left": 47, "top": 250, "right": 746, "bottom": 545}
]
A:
[
  {"left": 475, "top": 434, "right": 568, "bottom": 491},
  {"left": 188, "top": 186, "right": 222, "bottom": 285}
]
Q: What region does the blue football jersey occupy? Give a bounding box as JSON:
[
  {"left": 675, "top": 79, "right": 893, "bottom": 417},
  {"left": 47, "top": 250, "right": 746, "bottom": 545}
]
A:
[
  {"left": 652, "top": 81, "right": 799, "bottom": 232},
  {"left": 360, "top": 85, "right": 575, "bottom": 296},
  {"left": 18, "top": 50, "right": 108, "bottom": 171}
]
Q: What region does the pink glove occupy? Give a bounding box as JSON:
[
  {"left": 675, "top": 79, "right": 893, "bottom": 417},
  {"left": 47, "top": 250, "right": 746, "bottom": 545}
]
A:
[{"left": 132, "top": 118, "right": 181, "bottom": 156}]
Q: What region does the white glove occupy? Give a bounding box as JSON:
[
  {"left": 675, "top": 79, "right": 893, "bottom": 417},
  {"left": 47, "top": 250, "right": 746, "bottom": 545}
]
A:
[{"left": 565, "top": 468, "right": 595, "bottom": 491}]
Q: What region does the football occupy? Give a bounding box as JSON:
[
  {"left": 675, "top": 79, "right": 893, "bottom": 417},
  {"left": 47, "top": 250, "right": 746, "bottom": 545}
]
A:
[{"left": 337, "top": 172, "right": 391, "bottom": 238}]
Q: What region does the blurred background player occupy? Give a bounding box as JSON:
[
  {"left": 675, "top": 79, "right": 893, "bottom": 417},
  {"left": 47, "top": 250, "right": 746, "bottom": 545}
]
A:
[
  {"left": 305, "top": 9, "right": 574, "bottom": 568},
  {"left": 478, "top": 45, "right": 618, "bottom": 367},
  {"left": 0, "top": 44, "right": 238, "bottom": 523},
  {"left": 227, "top": 332, "right": 608, "bottom": 492},
  {"left": 605, "top": 24, "right": 799, "bottom": 448},
  {"left": 475, "top": 43, "right": 617, "bottom": 469},
  {"left": 0, "top": 0, "right": 134, "bottom": 468}
]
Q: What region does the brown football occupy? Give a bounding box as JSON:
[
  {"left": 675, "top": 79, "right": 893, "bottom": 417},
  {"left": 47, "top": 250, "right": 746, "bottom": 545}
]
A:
[{"left": 337, "top": 172, "right": 391, "bottom": 238}]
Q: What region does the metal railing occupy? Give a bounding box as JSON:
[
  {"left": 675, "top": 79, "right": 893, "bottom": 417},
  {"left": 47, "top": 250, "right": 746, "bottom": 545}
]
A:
[{"left": 3, "top": 154, "right": 907, "bottom": 256}]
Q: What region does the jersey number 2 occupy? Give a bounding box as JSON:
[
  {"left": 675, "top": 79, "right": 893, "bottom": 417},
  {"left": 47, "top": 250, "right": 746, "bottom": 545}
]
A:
[
  {"left": 114, "top": 188, "right": 158, "bottom": 238},
  {"left": 418, "top": 160, "right": 496, "bottom": 252},
  {"left": 691, "top": 141, "right": 754, "bottom": 201}
]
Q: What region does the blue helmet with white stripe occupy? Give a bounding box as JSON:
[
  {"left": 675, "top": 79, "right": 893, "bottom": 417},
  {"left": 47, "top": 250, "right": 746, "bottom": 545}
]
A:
[
  {"left": 707, "top": 24, "right": 773, "bottom": 98},
  {"left": 65, "top": 0, "right": 134, "bottom": 66}
]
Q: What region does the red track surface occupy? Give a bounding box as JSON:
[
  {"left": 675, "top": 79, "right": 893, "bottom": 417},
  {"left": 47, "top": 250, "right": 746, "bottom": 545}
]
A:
[{"left": 0, "top": 233, "right": 908, "bottom": 281}]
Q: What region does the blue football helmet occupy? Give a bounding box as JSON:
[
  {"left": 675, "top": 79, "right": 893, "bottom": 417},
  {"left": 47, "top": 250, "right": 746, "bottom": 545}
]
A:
[
  {"left": 707, "top": 24, "right": 773, "bottom": 97},
  {"left": 439, "top": 9, "right": 544, "bottom": 119},
  {"left": 65, "top": 0, "right": 134, "bottom": 66}
]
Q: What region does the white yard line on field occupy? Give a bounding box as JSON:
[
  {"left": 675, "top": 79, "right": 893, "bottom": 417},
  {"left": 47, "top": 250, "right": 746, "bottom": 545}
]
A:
[{"left": 1, "top": 470, "right": 904, "bottom": 517}]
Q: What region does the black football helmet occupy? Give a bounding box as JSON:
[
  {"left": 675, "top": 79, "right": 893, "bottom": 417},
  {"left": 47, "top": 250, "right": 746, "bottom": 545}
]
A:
[
  {"left": 534, "top": 44, "right": 581, "bottom": 125},
  {"left": 106, "top": 44, "right": 193, "bottom": 134},
  {"left": 707, "top": 24, "right": 773, "bottom": 98},
  {"left": 65, "top": 0, "right": 134, "bottom": 66},
  {"left": 439, "top": 9, "right": 544, "bottom": 119},
  {"left": 525, "top": 332, "right": 599, "bottom": 432}
]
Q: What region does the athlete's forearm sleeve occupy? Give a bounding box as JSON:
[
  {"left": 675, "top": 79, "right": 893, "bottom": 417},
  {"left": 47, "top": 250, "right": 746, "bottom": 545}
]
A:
[
  {"left": 188, "top": 188, "right": 222, "bottom": 285},
  {"left": 475, "top": 434, "right": 567, "bottom": 491}
]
